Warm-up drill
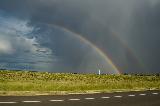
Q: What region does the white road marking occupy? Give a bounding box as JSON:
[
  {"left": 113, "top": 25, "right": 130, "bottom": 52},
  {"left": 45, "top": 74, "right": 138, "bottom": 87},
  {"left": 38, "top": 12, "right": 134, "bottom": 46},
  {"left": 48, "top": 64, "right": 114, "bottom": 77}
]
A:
[
  {"left": 115, "top": 91, "right": 123, "bottom": 92},
  {"left": 0, "top": 102, "right": 17, "bottom": 104},
  {"left": 128, "top": 95, "right": 135, "bottom": 97},
  {"left": 101, "top": 97, "right": 110, "bottom": 99},
  {"left": 22, "top": 101, "right": 41, "bottom": 103},
  {"left": 49, "top": 100, "right": 64, "bottom": 102},
  {"left": 36, "top": 93, "right": 48, "bottom": 96},
  {"left": 133, "top": 90, "right": 140, "bottom": 91},
  {"left": 2, "top": 91, "right": 156, "bottom": 104},
  {"left": 69, "top": 99, "right": 80, "bottom": 101},
  {"left": 114, "top": 96, "right": 122, "bottom": 98},
  {"left": 139, "top": 94, "right": 146, "bottom": 96},
  {"left": 85, "top": 98, "right": 95, "bottom": 100},
  {"left": 152, "top": 93, "right": 158, "bottom": 95}
]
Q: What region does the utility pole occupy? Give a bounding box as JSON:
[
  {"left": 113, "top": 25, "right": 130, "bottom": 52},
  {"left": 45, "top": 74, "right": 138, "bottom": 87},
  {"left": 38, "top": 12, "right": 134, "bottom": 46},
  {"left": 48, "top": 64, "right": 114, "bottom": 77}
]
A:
[
  {"left": 97, "top": 64, "right": 101, "bottom": 75},
  {"left": 98, "top": 69, "right": 101, "bottom": 75}
]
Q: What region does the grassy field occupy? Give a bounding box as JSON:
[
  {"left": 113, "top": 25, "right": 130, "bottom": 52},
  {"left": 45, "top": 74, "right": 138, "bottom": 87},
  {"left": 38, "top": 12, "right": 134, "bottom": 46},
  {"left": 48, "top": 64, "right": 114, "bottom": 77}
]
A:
[{"left": 0, "top": 70, "right": 160, "bottom": 95}]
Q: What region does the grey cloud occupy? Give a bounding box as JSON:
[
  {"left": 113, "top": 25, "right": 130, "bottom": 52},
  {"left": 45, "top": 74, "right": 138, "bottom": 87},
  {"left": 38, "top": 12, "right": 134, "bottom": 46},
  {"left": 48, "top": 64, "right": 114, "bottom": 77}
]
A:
[
  {"left": 0, "top": 15, "right": 56, "bottom": 71},
  {"left": 0, "top": 0, "right": 160, "bottom": 73}
]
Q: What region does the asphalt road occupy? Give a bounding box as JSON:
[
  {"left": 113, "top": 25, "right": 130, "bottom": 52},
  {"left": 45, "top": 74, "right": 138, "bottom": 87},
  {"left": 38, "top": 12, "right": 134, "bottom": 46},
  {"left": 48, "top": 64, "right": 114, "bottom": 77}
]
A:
[{"left": 0, "top": 90, "right": 160, "bottom": 106}]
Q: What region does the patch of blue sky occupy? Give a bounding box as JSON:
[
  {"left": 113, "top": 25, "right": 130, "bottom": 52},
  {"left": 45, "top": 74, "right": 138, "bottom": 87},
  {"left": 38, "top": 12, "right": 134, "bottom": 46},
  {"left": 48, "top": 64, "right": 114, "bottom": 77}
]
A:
[
  {"left": 0, "top": 10, "right": 56, "bottom": 71},
  {"left": 0, "top": 14, "right": 33, "bottom": 35}
]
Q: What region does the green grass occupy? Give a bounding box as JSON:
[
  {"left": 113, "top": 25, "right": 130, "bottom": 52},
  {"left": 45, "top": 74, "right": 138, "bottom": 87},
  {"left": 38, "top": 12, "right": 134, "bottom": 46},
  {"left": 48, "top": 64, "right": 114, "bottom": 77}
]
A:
[{"left": 0, "top": 70, "right": 160, "bottom": 95}]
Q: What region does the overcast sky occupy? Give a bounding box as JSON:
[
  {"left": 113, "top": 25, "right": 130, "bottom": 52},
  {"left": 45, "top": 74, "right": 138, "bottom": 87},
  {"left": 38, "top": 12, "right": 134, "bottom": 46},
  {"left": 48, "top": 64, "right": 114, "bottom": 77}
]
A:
[{"left": 0, "top": 0, "right": 160, "bottom": 73}]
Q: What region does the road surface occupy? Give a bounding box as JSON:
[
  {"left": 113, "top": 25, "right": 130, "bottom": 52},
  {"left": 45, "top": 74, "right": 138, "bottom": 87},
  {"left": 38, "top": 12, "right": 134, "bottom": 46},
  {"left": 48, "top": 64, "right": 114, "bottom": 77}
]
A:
[{"left": 0, "top": 90, "right": 160, "bottom": 106}]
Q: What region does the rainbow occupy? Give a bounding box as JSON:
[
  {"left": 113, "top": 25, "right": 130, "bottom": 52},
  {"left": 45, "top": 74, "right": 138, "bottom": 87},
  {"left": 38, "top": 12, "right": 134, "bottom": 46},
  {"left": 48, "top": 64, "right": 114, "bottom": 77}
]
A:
[
  {"left": 44, "top": 24, "right": 121, "bottom": 74},
  {"left": 110, "top": 30, "right": 146, "bottom": 71}
]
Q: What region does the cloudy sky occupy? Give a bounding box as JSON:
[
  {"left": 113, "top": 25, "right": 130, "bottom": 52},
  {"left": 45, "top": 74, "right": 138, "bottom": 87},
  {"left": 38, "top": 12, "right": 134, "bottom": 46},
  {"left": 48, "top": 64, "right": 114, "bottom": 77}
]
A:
[{"left": 0, "top": 0, "right": 160, "bottom": 74}]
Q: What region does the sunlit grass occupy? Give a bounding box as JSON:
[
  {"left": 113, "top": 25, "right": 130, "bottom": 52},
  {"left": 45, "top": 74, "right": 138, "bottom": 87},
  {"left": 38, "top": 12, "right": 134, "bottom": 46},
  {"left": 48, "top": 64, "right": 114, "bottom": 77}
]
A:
[{"left": 0, "top": 70, "right": 160, "bottom": 94}]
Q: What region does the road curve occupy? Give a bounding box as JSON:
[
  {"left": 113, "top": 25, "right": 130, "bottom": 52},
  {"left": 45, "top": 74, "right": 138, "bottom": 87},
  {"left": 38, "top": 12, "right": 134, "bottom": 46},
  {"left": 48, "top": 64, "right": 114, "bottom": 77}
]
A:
[{"left": 0, "top": 90, "right": 160, "bottom": 106}]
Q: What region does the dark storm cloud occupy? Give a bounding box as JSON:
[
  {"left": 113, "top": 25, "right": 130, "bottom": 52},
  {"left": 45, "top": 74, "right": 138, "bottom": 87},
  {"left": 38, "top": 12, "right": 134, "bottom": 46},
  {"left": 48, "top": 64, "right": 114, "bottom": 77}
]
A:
[
  {"left": 0, "top": 0, "right": 160, "bottom": 73},
  {"left": 128, "top": 1, "right": 160, "bottom": 72}
]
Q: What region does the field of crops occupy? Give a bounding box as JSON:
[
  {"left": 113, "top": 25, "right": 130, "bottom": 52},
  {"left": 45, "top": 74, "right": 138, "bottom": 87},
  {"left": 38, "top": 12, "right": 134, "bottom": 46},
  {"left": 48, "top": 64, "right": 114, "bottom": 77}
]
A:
[{"left": 0, "top": 70, "right": 160, "bottom": 95}]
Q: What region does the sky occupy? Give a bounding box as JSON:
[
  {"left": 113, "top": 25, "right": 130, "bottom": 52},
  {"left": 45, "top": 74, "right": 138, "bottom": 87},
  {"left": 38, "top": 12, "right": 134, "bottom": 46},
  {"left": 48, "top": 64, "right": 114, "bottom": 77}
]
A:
[{"left": 0, "top": 0, "right": 160, "bottom": 74}]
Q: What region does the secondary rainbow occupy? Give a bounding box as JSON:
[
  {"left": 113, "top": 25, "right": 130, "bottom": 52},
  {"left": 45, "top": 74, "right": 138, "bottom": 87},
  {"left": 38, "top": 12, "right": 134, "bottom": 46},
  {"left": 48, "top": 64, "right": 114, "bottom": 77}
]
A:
[
  {"left": 110, "top": 30, "right": 146, "bottom": 71},
  {"left": 44, "top": 23, "right": 120, "bottom": 74}
]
